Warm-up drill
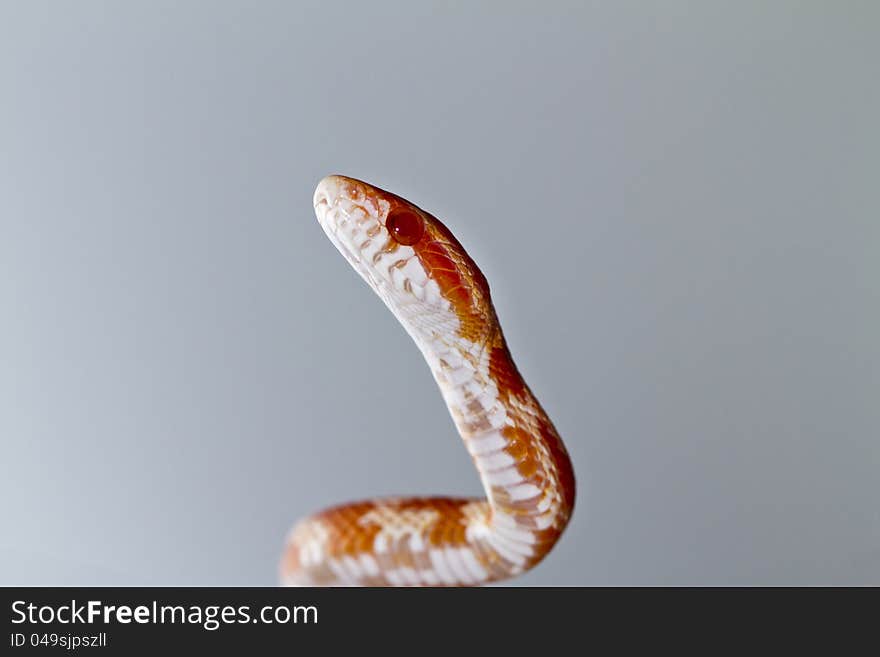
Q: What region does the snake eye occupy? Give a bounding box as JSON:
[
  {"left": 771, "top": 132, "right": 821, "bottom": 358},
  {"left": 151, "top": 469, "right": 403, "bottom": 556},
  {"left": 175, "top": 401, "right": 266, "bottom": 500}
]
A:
[{"left": 386, "top": 208, "right": 424, "bottom": 246}]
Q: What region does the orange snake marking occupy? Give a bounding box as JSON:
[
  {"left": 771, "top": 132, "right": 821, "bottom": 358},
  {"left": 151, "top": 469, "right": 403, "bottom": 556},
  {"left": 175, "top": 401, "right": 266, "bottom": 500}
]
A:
[{"left": 281, "top": 175, "right": 575, "bottom": 586}]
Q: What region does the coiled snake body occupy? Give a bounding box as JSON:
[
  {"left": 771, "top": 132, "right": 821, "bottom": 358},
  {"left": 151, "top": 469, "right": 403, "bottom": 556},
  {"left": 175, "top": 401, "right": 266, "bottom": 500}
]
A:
[{"left": 281, "top": 176, "right": 575, "bottom": 586}]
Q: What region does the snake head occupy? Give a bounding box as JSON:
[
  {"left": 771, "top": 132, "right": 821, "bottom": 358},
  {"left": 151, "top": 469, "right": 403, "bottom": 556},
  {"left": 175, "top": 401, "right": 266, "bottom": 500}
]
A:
[{"left": 313, "top": 175, "right": 495, "bottom": 344}]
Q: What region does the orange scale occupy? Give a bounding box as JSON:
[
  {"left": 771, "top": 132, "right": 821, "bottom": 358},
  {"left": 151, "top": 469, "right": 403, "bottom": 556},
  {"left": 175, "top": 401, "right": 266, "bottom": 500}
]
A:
[
  {"left": 438, "top": 517, "right": 462, "bottom": 550},
  {"left": 501, "top": 427, "right": 533, "bottom": 461},
  {"left": 352, "top": 525, "right": 379, "bottom": 555},
  {"left": 416, "top": 240, "right": 475, "bottom": 310},
  {"left": 516, "top": 456, "right": 540, "bottom": 479},
  {"left": 539, "top": 429, "right": 576, "bottom": 511},
  {"left": 532, "top": 527, "right": 564, "bottom": 546},
  {"left": 488, "top": 346, "right": 527, "bottom": 398},
  {"left": 427, "top": 520, "right": 447, "bottom": 548}
]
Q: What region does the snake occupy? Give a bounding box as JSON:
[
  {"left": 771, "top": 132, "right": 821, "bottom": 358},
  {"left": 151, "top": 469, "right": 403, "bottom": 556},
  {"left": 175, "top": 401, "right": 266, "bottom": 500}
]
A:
[{"left": 280, "top": 175, "right": 576, "bottom": 586}]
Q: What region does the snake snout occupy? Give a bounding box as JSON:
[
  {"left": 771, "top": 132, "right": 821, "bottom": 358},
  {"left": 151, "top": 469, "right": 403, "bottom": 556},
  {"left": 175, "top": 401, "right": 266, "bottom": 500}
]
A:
[
  {"left": 313, "top": 175, "right": 342, "bottom": 216},
  {"left": 314, "top": 175, "right": 369, "bottom": 209}
]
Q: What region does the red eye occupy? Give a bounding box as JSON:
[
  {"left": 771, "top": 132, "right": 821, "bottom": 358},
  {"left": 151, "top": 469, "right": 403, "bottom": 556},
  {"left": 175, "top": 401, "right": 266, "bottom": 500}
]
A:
[{"left": 386, "top": 208, "right": 424, "bottom": 246}]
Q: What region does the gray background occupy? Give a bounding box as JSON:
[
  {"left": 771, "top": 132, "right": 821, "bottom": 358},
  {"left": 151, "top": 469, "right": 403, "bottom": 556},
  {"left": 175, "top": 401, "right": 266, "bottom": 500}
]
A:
[{"left": 1, "top": 1, "right": 878, "bottom": 585}]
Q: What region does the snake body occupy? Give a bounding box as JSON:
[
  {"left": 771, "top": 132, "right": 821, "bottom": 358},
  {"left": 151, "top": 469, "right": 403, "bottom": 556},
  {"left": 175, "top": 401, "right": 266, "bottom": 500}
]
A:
[{"left": 281, "top": 176, "right": 575, "bottom": 586}]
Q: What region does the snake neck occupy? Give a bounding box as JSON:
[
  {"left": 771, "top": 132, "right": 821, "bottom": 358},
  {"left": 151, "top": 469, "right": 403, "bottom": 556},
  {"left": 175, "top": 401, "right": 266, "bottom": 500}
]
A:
[{"left": 414, "top": 324, "right": 576, "bottom": 563}]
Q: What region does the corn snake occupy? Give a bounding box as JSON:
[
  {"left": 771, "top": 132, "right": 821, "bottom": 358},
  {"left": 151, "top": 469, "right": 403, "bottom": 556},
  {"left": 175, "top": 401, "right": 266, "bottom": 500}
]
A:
[{"left": 280, "top": 176, "right": 575, "bottom": 586}]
